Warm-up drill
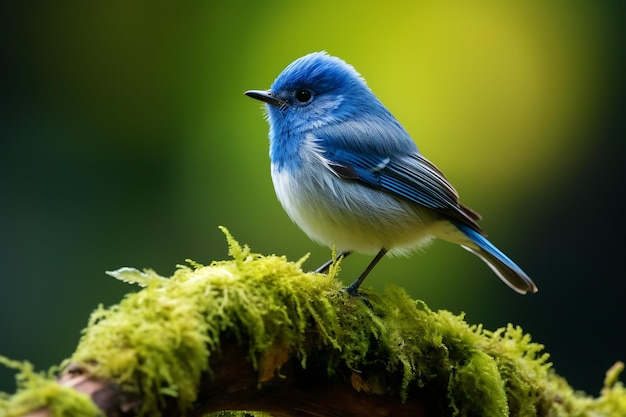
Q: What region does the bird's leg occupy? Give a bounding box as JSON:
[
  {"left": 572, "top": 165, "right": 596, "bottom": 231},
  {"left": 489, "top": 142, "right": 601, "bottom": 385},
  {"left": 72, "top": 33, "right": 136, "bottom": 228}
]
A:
[
  {"left": 344, "top": 248, "right": 388, "bottom": 298},
  {"left": 315, "top": 251, "right": 352, "bottom": 274}
]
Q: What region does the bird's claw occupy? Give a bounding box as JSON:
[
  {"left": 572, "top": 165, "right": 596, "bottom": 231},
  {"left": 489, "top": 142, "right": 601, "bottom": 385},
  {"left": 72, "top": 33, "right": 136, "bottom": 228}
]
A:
[{"left": 343, "top": 284, "right": 373, "bottom": 309}]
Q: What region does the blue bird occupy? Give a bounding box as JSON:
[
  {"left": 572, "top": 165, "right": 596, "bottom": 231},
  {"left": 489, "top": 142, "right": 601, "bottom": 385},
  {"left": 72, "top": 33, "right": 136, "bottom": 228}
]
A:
[{"left": 245, "top": 51, "right": 537, "bottom": 297}]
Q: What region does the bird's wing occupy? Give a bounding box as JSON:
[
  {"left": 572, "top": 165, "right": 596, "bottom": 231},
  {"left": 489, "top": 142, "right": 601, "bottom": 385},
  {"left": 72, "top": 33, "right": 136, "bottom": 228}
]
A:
[{"left": 323, "top": 147, "right": 483, "bottom": 231}]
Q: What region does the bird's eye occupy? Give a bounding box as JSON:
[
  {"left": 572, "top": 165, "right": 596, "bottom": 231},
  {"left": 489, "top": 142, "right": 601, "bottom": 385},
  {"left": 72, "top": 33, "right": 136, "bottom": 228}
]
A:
[{"left": 295, "top": 90, "right": 312, "bottom": 103}]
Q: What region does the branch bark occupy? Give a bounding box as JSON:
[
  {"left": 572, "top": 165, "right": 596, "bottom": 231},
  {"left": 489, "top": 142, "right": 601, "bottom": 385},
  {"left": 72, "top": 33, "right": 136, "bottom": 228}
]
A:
[{"left": 54, "top": 340, "right": 426, "bottom": 417}]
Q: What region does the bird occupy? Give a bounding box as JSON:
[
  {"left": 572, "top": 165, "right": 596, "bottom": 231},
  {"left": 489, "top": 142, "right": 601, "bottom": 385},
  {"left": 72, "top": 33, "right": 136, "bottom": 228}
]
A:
[{"left": 244, "top": 51, "right": 537, "bottom": 298}]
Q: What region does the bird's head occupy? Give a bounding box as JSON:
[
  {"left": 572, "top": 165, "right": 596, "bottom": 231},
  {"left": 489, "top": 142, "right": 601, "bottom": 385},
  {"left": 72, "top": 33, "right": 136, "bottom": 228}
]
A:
[{"left": 245, "top": 52, "right": 381, "bottom": 134}]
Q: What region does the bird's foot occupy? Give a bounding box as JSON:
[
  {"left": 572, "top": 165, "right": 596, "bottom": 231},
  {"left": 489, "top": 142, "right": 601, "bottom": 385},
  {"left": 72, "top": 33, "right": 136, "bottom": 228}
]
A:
[{"left": 343, "top": 283, "right": 373, "bottom": 309}]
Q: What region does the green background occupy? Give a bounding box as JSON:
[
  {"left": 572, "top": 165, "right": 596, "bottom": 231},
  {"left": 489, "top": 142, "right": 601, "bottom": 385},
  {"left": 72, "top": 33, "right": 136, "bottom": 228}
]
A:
[{"left": 1, "top": 1, "right": 623, "bottom": 397}]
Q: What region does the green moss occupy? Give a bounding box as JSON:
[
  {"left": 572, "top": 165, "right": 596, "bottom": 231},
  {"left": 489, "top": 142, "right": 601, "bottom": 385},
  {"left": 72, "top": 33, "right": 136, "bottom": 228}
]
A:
[
  {"left": 596, "top": 365, "right": 626, "bottom": 415},
  {"left": 0, "top": 357, "right": 102, "bottom": 417},
  {"left": 68, "top": 227, "right": 351, "bottom": 415},
  {"left": 1, "top": 227, "right": 625, "bottom": 417}
]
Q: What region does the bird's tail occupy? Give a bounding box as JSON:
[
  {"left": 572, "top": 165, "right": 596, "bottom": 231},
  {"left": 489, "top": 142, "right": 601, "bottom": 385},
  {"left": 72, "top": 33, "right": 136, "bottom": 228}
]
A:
[{"left": 452, "top": 221, "right": 538, "bottom": 294}]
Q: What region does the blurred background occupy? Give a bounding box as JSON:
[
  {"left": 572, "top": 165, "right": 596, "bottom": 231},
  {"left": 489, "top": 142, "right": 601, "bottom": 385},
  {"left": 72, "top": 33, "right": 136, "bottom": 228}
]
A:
[{"left": 1, "top": 1, "right": 623, "bottom": 396}]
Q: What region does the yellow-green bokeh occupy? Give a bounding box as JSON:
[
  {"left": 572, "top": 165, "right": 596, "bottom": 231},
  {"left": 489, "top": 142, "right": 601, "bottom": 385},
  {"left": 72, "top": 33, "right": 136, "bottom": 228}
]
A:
[{"left": 242, "top": 1, "right": 607, "bottom": 193}]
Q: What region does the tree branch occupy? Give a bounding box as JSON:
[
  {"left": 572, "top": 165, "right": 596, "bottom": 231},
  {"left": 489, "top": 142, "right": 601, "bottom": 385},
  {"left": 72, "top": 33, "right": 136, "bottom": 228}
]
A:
[{"left": 1, "top": 228, "right": 624, "bottom": 416}]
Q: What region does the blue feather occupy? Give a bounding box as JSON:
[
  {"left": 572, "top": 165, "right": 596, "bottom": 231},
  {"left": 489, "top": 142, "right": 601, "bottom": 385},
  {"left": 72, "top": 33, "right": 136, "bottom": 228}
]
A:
[
  {"left": 452, "top": 221, "right": 537, "bottom": 294},
  {"left": 323, "top": 146, "right": 480, "bottom": 229}
]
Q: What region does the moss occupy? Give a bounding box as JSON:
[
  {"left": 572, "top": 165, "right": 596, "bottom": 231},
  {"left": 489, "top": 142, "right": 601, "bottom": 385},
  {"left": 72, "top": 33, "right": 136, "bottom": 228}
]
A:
[
  {"left": 0, "top": 357, "right": 102, "bottom": 417},
  {"left": 68, "top": 227, "right": 351, "bottom": 415},
  {"left": 1, "top": 227, "right": 625, "bottom": 416},
  {"left": 596, "top": 363, "right": 626, "bottom": 415}
]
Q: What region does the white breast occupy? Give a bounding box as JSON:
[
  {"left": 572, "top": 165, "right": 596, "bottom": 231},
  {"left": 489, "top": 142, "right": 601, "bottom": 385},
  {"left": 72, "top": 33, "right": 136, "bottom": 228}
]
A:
[{"left": 270, "top": 135, "right": 443, "bottom": 255}]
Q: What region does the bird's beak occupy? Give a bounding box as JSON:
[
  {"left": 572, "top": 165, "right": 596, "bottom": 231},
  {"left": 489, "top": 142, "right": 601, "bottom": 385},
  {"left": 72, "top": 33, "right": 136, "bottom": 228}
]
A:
[{"left": 244, "top": 90, "right": 288, "bottom": 110}]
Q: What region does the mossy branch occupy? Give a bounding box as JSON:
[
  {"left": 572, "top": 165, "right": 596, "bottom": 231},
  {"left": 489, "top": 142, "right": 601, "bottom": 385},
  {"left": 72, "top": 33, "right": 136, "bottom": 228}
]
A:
[{"left": 1, "top": 228, "right": 624, "bottom": 417}]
